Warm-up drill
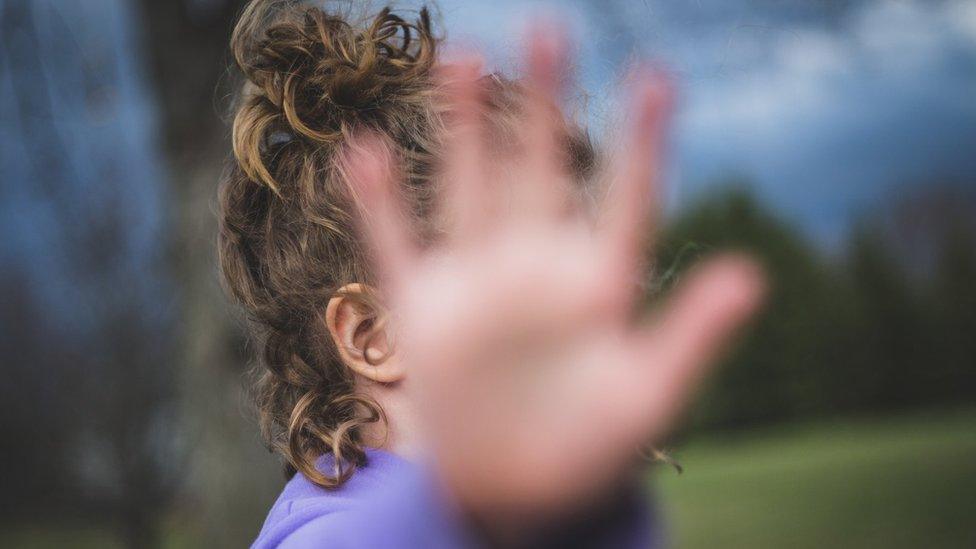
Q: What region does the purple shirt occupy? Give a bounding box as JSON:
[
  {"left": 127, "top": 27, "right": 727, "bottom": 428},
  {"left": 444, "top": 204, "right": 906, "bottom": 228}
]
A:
[{"left": 252, "top": 449, "right": 660, "bottom": 548}]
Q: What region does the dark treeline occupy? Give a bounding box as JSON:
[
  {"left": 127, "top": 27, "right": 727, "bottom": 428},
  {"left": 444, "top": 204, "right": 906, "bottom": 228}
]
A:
[
  {"left": 658, "top": 185, "right": 976, "bottom": 432},
  {"left": 2, "top": 175, "right": 973, "bottom": 546}
]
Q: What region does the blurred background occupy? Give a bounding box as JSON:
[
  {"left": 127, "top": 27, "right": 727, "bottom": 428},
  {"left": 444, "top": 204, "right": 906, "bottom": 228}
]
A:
[{"left": 1, "top": 0, "right": 973, "bottom": 547}]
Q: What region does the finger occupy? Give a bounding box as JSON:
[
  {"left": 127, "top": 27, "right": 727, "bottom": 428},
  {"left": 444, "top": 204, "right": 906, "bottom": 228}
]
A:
[
  {"left": 599, "top": 70, "right": 673, "bottom": 301},
  {"left": 625, "top": 254, "right": 766, "bottom": 439},
  {"left": 341, "top": 134, "right": 419, "bottom": 289},
  {"left": 438, "top": 56, "right": 491, "bottom": 242},
  {"left": 514, "top": 19, "right": 571, "bottom": 220}
]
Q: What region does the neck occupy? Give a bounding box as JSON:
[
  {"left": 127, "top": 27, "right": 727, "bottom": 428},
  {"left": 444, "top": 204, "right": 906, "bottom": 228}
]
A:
[{"left": 359, "top": 379, "right": 422, "bottom": 460}]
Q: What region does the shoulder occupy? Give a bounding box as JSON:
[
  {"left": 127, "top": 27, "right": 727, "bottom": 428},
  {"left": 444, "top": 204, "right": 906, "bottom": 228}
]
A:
[
  {"left": 249, "top": 473, "right": 350, "bottom": 549},
  {"left": 250, "top": 450, "right": 412, "bottom": 549},
  {"left": 263, "top": 510, "right": 357, "bottom": 549}
]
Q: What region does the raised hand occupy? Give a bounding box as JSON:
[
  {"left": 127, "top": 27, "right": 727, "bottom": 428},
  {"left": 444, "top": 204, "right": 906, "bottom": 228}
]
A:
[{"left": 345, "top": 24, "right": 765, "bottom": 517}]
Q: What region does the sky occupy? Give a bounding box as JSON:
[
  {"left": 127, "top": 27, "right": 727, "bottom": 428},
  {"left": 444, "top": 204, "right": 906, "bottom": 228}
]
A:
[
  {"left": 431, "top": 0, "right": 976, "bottom": 247},
  {"left": 0, "top": 0, "right": 170, "bottom": 330}
]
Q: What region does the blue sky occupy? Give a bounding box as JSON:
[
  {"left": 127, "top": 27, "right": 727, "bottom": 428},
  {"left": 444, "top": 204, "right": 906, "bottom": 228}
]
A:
[
  {"left": 0, "top": 0, "right": 169, "bottom": 328},
  {"left": 430, "top": 0, "right": 976, "bottom": 247}
]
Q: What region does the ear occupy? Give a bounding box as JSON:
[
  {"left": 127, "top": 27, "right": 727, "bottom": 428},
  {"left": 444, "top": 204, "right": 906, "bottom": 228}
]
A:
[{"left": 325, "top": 283, "right": 404, "bottom": 383}]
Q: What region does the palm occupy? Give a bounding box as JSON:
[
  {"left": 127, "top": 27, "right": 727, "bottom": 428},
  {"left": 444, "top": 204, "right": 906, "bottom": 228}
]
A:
[{"left": 348, "top": 28, "right": 764, "bottom": 514}]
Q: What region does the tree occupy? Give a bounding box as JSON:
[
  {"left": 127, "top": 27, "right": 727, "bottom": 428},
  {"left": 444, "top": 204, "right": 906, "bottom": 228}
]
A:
[
  {"left": 930, "top": 222, "right": 976, "bottom": 402},
  {"left": 0, "top": 1, "right": 179, "bottom": 545},
  {"left": 658, "top": 187, "right": 852, "bottom": 429},
  {"left": 844, "top": 224, "right": 931, "bottom": 409}
]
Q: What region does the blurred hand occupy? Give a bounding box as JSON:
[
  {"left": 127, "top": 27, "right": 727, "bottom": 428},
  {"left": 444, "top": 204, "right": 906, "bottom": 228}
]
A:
[{"left": 347, "top": 24, "right": 765, "bottom": 518}]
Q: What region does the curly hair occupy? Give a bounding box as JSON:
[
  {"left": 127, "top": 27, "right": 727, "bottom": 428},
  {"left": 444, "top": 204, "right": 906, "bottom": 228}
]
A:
[{"left": 218, "top": 0, "right": 596, "bottom": 489}]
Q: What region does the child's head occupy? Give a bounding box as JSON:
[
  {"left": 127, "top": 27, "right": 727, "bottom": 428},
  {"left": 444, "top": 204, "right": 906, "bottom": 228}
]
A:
[{"left": 218, "top": 0, "right": 595, "bottom": 488}]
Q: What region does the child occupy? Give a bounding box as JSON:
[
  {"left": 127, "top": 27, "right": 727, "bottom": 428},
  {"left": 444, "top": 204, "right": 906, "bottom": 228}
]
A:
[{"left": 218, "top": 1, "right": 764, "bottom": 547}]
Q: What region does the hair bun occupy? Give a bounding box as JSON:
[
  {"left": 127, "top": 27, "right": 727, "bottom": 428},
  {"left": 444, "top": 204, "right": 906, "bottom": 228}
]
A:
[{"left": 232, "top": 1, "right": 436, "bottom": 150}]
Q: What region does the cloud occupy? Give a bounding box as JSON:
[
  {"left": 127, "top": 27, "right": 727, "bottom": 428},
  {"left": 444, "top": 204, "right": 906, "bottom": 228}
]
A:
[
  {"left": 434, "top": 0, "right": 976, "bottom": 245},
  {"left": 670, "top": 0, "right": 976, "bottom": 244}
]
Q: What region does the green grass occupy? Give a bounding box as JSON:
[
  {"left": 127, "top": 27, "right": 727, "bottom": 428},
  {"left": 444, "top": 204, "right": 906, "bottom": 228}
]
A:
[
  {"left": 0, "top": 524, "right": 123, "bottom": 549},
  {"left": 653, "top": 409, "right": 976, "bottom": 549},
  {"left": 4, "top": 410, "right": 974, "bottom": 548}
]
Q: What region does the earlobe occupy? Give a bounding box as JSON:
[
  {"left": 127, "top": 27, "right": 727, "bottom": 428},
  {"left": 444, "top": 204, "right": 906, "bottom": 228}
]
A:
[{"left": 325, "top": 283, "right": 405, "bottom": 383}]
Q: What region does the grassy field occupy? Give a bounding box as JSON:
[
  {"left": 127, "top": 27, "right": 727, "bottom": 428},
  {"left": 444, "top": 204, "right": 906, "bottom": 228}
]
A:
[
  {"left": 4, "top": 410, "right": 973, "bottom": 548},
  {"left": 653, "top": 409, "right": 976, "bottom": 549}
]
